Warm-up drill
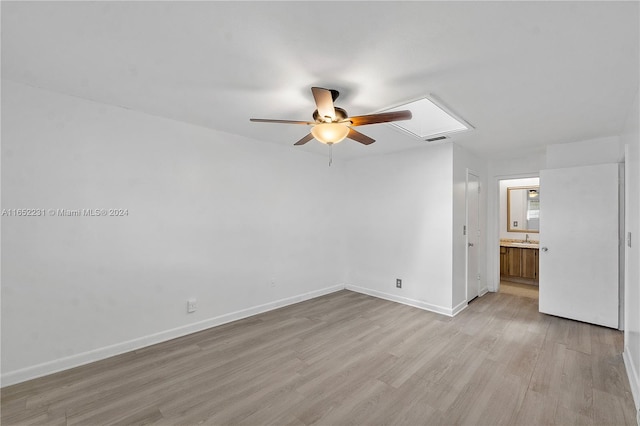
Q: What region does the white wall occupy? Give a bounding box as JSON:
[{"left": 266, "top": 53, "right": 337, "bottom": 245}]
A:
[
  {"left": 1, "top": 81, "right": 347, "bottom": 385},
  {"left": 344, "top": 143, "right": 455, "bottom": 315},
  {"left": 452, "top": 143, "right": 487, "bottom": 309},
  {"left": 622, "top": 90, "right": 640, "bottom": 412},
  {"left": 499, "top": 177, "right": 540, "bottom": 241},
  {"left": 546, "top": 136, "right": 624, "bottom": 169}
]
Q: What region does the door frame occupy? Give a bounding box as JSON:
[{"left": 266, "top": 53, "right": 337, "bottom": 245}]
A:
[{"left": 489, "top": 172, "right": 539, "bottom": 293}]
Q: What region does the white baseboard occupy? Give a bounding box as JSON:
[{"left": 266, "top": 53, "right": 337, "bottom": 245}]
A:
[
  {"left": 1, "top": 284, "right": 344, "bottom": 387},
  {"left": 451, "top": 299, "right": 468, "bottom": 316},
  {"left": 345, "top": 284, "right": 457, "bottom": 317},
  {"left": 623, "top": 348, "right": 640, "bottom": 414}
]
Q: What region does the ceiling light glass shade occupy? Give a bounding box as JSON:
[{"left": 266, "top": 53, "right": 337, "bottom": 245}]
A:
[{"left": 311, "top": 123, "right": 349, "bottom": 144}]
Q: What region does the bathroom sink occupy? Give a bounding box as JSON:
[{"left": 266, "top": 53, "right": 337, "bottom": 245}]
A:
[{"left": 509, "top": 242, "right": 539, "bottom": 248}]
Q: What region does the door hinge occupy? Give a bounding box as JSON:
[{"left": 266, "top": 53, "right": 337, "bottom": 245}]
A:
[
  {"left": 477, "top": 274, "right": 481, "bottom": 281},
  {"left": 463, "top": 225, "right": 466, "bottom": 236}
]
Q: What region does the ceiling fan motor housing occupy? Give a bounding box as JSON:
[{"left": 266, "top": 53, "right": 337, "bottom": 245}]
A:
[{"left": 313, "top": 107, "right": 348, "bottom": 123}]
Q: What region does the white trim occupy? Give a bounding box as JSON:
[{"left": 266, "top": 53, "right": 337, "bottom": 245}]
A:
[
  {"left": 345, "top": 284, "right": 458, "bottom": 317},
  {"left": 619, "top": 162, "right": 626, "bottom": 331},
  {"left": 1, "top": 284, "right": 344, "bottom": 387},
  {"left": 623, "top": 348, "right": 640, "bottom": 412},
  {"left": 451, "top": 299, "right": 468, "bottom": 316}
]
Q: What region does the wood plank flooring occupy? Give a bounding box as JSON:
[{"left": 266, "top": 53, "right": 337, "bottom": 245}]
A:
[
  {"left": 499, "top": 280, "right": 539, "bottom": 299},
  {"left": 2, "top": 290, "right": 637, "bottom": 425}
]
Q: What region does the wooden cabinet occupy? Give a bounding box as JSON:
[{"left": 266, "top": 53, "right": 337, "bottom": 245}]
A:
[
  {"left": 499, "top": 246, "right": 508, "bottom": 275},
  {"left": 521, "top": 248, "right": 538, "bottom": 279},
  {"left": 507, "top": 247, "right": 522, "bottom": 276},
  {"left": 500, "top": 246, "right": 538, "bottom": 284}
]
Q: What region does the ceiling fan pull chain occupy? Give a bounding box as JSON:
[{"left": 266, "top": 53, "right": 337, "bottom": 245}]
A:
[{"left": 329, "top": 143, "right": 333, "bottom": 167}]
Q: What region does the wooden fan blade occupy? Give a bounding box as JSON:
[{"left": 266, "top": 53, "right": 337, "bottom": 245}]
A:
[
  {"left": 347, "top": 128, "right": 375, "bottom": 145},
  {"left": 311, "top": 87, "right": 336, "bottom": 121},
  {"left": 294, "top": 133, "right": 315, "bottom": 146},
  {"left": 250, "top": 118, "right": 313, "bottom": 125},
  {"left": 347, "top": 110, "right": 412, "bottom": 126}
]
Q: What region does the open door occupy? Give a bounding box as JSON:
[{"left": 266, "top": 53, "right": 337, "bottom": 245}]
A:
[{"left": 539, "top": 163, "right": 619, "bottom": 328}]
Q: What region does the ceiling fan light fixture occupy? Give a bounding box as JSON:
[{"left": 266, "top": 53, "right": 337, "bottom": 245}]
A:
[
  {"left": 311, "top": 122, "right": 349, "bottom": 144},
  {"left": 250, "top": 87, "right": 409, "bottom": 146}
]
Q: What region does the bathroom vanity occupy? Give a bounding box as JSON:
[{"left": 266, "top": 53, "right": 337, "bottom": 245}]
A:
[{"left": 500, "top": 240, "right": 539, "bottom": 285}]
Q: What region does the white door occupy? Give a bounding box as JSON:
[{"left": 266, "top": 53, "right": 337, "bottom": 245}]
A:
[
  {"left": 467, "top": 172, "right": 480, "bottom": 301},
  {"left": 539, "top": 163, "right": 619, "bottom": 328}
]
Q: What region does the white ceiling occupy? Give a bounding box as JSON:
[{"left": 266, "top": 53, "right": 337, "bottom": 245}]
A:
[{"left": 2, "top": 1, "right": 638, "bottom": 160}]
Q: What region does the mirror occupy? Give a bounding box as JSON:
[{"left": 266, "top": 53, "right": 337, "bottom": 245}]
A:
[{"left": 507, "top": 186, "right": 539, "bottom": 233}]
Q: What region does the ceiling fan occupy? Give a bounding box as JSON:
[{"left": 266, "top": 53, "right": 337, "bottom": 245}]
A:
[{"left": 250, "top": 87, "right": 412, "bottom": 146}]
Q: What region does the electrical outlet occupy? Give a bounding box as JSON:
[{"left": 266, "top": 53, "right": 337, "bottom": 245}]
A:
[
  {"left": 396, "top": 279, "right": 402, "bottom": 288},
  {"left": 187, "top": 299, "right": 197, "bottom": 313}
]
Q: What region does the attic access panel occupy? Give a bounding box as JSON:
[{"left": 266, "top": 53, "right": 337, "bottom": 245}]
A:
[{"left": 384, "top": 96, "right": 471, "bottom": 140}]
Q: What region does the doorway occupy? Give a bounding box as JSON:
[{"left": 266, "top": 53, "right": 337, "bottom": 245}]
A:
[{"left": 497, "top": 176, "right": 540, "bottom": 299}]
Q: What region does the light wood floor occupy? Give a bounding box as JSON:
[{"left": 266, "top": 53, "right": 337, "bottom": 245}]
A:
[
  {"left": 499, "top": 281, "right": 539, "bottom": 299},
  {"left": 2, "top": 290, "right": 637, "bottom": 425}
]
